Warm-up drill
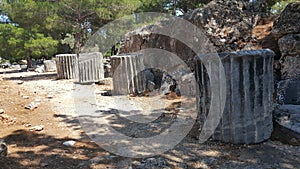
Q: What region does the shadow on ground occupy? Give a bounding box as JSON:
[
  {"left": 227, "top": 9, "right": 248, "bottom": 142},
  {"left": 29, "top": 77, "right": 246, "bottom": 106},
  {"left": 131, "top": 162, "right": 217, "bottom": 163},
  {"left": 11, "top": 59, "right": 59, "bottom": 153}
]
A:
[{"left": 0, "top": 129, "right": 113, "bottom": 169}]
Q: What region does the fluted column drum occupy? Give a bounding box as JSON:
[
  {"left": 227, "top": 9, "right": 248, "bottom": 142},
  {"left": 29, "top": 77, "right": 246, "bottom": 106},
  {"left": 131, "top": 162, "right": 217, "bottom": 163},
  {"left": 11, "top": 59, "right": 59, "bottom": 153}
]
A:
[
  {"left": 111, "top": 53, "right": 146, "bottom": 95},
  {"left": 195, "top": 49, "right": 274, "bottom": 144},
  {"left": 55, "top": 54, "right": 78, "bottom": 79},
  {"left": 78, "top": 52, "right": 104, "bottom": 83}
]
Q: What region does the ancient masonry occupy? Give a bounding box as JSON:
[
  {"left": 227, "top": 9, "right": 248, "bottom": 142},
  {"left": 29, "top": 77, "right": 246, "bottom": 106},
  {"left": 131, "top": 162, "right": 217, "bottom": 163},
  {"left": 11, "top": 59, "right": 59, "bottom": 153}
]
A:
[
  {"left": 195, "top": 49, "right": 274, "bottom": 144},
  {"left": 55, "top": 52, "right": 104, "bottom": 83},
  {"left": 110, "top": 53, "right": 148, "bottom": 95},
  {"left": 78, "top": 52, "right": 104, "bottom": 84},
  {"left": 55, "top": 54, "right": 78, "bottom": 79}
]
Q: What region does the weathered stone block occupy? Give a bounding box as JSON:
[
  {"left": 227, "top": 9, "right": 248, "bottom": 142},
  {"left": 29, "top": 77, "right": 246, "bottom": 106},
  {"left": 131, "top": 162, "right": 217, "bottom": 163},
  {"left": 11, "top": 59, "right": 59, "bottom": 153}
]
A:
[
  {"left": 78, "top": 52, "right": 104, "bottom": 84},
  {"left": 111, "top": 53, "right": 146, "bottom": 95},
  {"left": 195, "top": 49, "right": 274, "bottom": 144},
  {"left": 44, "top": 60, "right": 57, "bottom": 72},
  {"left": 55, "top": 54, "right": 78, "bottom": 79}
]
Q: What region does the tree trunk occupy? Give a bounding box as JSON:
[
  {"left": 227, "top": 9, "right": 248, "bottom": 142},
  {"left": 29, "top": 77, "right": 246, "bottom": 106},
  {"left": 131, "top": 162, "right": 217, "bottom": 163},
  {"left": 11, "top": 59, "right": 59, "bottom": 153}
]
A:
[
  {"left": 172, "top": 0, "right": 177, "bottom": 16},
  {"left": 82, "top": 18, "right": 88, "bottom": 44},
  {"left": 26, "top": 56, "right": 33, "bottom": 68},
  {"left": 73, "top": 32, "right": 81, "bottom": 54}
]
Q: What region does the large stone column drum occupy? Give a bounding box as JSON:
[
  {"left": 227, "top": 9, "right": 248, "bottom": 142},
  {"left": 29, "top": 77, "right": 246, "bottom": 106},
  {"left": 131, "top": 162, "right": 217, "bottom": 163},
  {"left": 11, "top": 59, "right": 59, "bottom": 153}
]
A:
[
  {"left": 111, "top": 53, "right": 146, "bottom": 95},
  {"left": 78, "top": 52, "right": 104, "bottom": 83},
  {"left": 195, "top": 49, "right": 275, "bottom": 144},
  {"left": 55, "top": 54, "right": 78, "bottom": 79}
]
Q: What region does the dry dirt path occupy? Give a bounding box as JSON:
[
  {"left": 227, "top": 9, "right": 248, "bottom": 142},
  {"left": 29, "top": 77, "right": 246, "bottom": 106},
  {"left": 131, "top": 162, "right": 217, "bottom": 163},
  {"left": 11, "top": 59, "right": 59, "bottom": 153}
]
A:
[{"left": 0, "top": 70, "right": 299, "bottom": 169}]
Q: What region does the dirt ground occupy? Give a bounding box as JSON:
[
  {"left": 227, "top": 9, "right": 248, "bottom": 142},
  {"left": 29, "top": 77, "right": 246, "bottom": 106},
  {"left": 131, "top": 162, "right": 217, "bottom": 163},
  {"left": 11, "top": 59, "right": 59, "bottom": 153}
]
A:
[{"left": 0, "top": 69, "right": 299, "bottom": 169}]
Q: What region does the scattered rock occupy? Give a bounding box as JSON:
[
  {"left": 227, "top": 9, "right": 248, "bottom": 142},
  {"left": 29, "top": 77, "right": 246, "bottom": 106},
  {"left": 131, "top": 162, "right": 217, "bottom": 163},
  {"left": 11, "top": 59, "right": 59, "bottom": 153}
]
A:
[
  {"left": 34, "top": 99, "right": 42, "bottom": 102},
  {"left": 20, "top": 65, "right": 27, "bottom": 71},
  {"left": 35, "top": 65, "right": 45, "bottom": 73},
  {"left": 46, "top": 95, "right": 53, "bottom": 99},
  {"left": 10, "top": 64, "right": 21, "bottom": 70},
  {"left": 17, "top": 80, "right": 24, "bottom": 85},
  {"left": 0, "top": 109, "right": 4, "bottom": 114},
  {"left": 22, "top": 95, "right": 29, "bottom": 99},
  {"left": 0, "top": 114, "right": 17, "bottom": 125},
  {"left": 159, "top": 72, "right": 178, "bottom": 95},
  {"left": 23, "top": 123, "right": 32, "bottom": 127},
  {"left": 25, "top": 102, "right": 39, "bottom": 110},
  {"left": 29, "top": 125, "right": 44, "bottom": 131},
  {"left": 132, "top": 157, "right": 169, "bottom": 169},
  {"left": 0, "top": 62, "right": 11, "bottom": 69},
  {"left": 0, "top": 139, "right": 7, "bottom": 158},
  {"left": 40, "top": 162, "right": 48, "bottom": 167},
  {"left": 63, "top": 140, "right": 76, "bottom": 147}
]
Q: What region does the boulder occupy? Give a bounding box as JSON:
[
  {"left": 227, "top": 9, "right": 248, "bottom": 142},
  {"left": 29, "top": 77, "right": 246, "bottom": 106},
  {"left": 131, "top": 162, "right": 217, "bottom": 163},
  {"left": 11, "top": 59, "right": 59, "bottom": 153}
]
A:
[
  {"left": 43, "top": 60, "right": 57, "bottom": 72},
  {"left": 121, "top": 0, "right": 260, "bottom": 71},
  {"left": 185, "top": 0, "right": 258, "bottom": 52},
  {"left": 276, "top": 80, "right": 300, "bottom": 105},
  {"left": 278, "top": 34, "right": 300, "bottom": 80},
  {"left": 34, "top": 65, "right": 45, "bottom": 73},
  {"left": 272, "top": 2, "right": 300, "bottom": 38}
]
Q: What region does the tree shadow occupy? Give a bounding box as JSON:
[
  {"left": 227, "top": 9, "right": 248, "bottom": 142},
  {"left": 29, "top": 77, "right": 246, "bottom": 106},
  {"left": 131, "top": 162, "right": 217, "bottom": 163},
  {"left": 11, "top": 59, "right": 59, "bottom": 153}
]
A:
[
  {"left": 0, "top": 129, "right": 112, "bottom": 169},
  {"left": 3, "top": 73, "right": 58, "bottom": 82},
  {"left": 53, "top": 100, "right": 300, "bottom": 169}
]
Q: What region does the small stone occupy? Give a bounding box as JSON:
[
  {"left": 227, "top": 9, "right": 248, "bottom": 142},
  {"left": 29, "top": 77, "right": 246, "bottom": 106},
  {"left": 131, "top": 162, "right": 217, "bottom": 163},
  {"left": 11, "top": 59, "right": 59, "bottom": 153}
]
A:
[
  {"left": 40, "top": 162, "right": 48, "bottom": 167},
  {"left": 0, "top": 109, "right": 4, "bottom": 114},
  {"left": 17, "top": 80, "right": 24, "bottom": 85},
  {"left": 22, "top": 96, "right": 29, "bottom": 99},
  {"left": 220, "top": 39, "right": 226, "bottom": 43},
  {"left": 35, "top": 99, "right": 42, "bottom": 103},
  {"left": 23, "top": 123, "right": 32, "bottom": 127},
  {"left": 46, "top": 95, "right": 53, "bottom": 99},
  {"left": 29, "top": 125, "right": 44, "bottom": 131},
  {"left": 25, "top": 102, "right": 38, "bottom": 110},
  {"left": 63, "top": 140, "right": 76, "bottom": 147}
]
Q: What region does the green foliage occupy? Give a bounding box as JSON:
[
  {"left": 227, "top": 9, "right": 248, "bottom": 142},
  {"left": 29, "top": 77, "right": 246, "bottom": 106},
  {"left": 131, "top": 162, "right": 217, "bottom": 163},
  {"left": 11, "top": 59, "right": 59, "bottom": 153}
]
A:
[
  {"left": 0, "top": 24, "right": 58, "bottom": 63},
  {"left": 271, "top": 0, "right": 299, "bottom": 14},
  {"left": 25, "top": 33, "right": 58, "bottom": 60},
  {"left": 54, "top": 0, "right": 142, "bottom": 53},
  {"left": 60, "top": 33, "right": 75, "bottom": 51},
  {"left": 7, "top": 0, "right": 299, "bottom": 60},
  {"left": 0, "top": 24, "right": 26, "bottom": 62}
]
